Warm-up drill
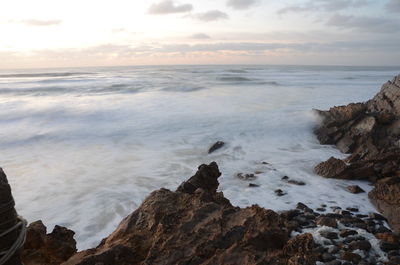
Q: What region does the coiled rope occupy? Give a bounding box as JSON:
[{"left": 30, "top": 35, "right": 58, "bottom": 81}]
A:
[{"left": 0, "top": 215, "right": 27, "bottom": 265}]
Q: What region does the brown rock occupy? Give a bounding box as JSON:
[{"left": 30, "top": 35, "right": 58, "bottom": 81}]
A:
[
  {"left": 316, "top": 217, "right": 338, "bottom": 228},
  {"left": 63, "top": 162, "right": 316, "bottom": 265},
  {"left": 347, "top": 185, "right": 365, "bottom": 194},
  {"left": 208, "top": 141, "right": 225, "bottom": 154},
  {"left": 21, "top": 221, "right": 77, "bottom": 265},
  {"left": 341, "top": 251, "right": 362, "bottom": 263}
]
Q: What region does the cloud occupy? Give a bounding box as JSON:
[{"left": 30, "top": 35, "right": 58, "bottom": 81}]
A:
[
  {"left": 326, "top": 14, "right": 400, "bottom": 33},
  {"left": 148, "top": 0, "right": 193, "bottom": 15},
  {"left": 227, "top": 0, "right": 258, "bottom": 10},
  {"left": 190, "top": 33, "right": 211, "bottom": 39},
  {"left": 386, "top": 0, "right": 400, "bottom": 12},
  {"left": 191, "top": 10, "right": 229, "bottom": 22},
  {"left": 278, "top": 0, "right": 370, "bottom": 14},
  {"left": 15, "top": 19, "right": 62, "bottom": 26}
]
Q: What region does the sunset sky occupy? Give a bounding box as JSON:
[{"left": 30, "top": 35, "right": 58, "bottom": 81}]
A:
[{"left": 1, "top": 0, "right": 400, "bottom": 68}]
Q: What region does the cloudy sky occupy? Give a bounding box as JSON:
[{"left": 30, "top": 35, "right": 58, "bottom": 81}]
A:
[{"left": 1, "top": 0, "right": 400, "bottom": 68}]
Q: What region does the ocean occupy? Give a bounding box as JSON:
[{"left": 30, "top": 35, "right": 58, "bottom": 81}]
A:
[{"left": 0, "top": 65, "right": 398, "bottom": 249}]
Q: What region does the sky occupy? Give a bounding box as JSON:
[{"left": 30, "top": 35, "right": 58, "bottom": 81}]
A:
[{"left": 1, "top": 0, "right": 400, "bottom": 68}]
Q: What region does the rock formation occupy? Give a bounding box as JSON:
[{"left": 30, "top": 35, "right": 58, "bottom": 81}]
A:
[
  {"left": 314, "top": 74, "right": 400, "bottom": 232},
  {"left": 62, "top": 162, "right": 316, "bottom": 265}
]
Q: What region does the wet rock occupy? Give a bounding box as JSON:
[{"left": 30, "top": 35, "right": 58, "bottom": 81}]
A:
[
  {"left": 374, "top": 232, "right": 399, "bottom": 244},
  {"left": 380, "top": 241, "right": 399, "bottom": 252},
  {"left": 327, "top": 245, "right": 340, "bottom": 254},
  {"left": 369, "top": 212, "right": 388, "bottom": 221},
  {"left": 208, "top": 141, "right": 225, "bottom": 153},
  {"left": 320, "top": 231, "right": 338, "bottom": 240},
  {"left": 316, "top": 208, "right": 326, "bottom": 212},
  {"left": 346, "top": 207, "right": 359, "bottom": 212},
  {"left": 236, "top": 173, "right": 257, "bottom": 181},
  {"left": 316, "top": 217, "right": 338, "bottom": 228},
  {"left": 177, "top": 162, "right": 221, "bottom": 194},
  {"left": 348, "top": 240, "right": 371, "bottom": 251},
  {"left": 281, "top": 176, "right": 289, "bottom": 180},
  {"left": 340, "top": 229, "right": 358, "bottom": 238},
  {"left": 287, "top": 179, "right": 306, "bottom": 186},
  {"left": 325, "top": 261, "right": 342, "bottom": 265},
  {"left": 322, "top": 252, "right": 335, "bottom": 262},
  {"left": 341, "top": 251, "right": 362, "bottom": 263},
  {"left": 347, "top": 185, "right": 365, "bottom": 194},
  {"left": 274, "top": 189, "right": 286, "bottom": 196},
  {"left": 248, "top": 183, "right": 260, "bottom": 188},
  {"left": 296, "top": 202, "right": 313, "bottom": 213}
]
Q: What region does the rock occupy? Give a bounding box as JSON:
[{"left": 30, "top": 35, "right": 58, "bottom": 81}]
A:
[
  {"left": 248, "top": 183, "right": 260, "bottom": 187},
  {"left": 63, "top": 162, "right": 316, "bottom": 265},
  {"left": 340, "top": 229, "right": 358, "bottom": 238},
  {"left": 340, "top": 251, "right": 362, "bottom": 263},
  {"left": 322, "top": 252, "right": 335, "bottom": 262},
  {"left": 369, "top": 178, "right": 400, "bottom": 232},
  {"left": 319, "top": 231, "right": 338, "bottom": 240},
  {"left": 287, "top": 179, "right": 306, "bottom": 186},
  {"left": 346, "top": 207, "right": 359, "bottom": 212},
  {"left": 208, "top": 141, "right": 225, "bottom": 153},
  {"left": 380, "top": 241, "right": 399, "bottom": 252},
  {"left": 177, "top": 162, "right": 221, "bottom": 194},
  {"left": 316, "top": 217, "right": 338, "bottom": 228},
  {"left": 314, "top": 74, "right": 400, "bottom": 232},
  {"left": 327, "top": 245, "right": 339, "bottom": 254},
  {"left": 236, "top": 173, "right": 257, "bottom": 181},
  {"left": 347, "top": 185, "right": 365, "bottom": 194},
  {"left": 21, "top": 221, "right": 77, "bottom": 265},
  {"left": 374, "top": 232, "right": 399, "bottom": 244},
  {"left": 0, "top": 168, "right": 24, "bottom": 265},
  {"left": 348, "top": 240, "right": 371, "bottom": 251},
  {"left": 274, "top": 189, "right": 286, "bottom": 196}
]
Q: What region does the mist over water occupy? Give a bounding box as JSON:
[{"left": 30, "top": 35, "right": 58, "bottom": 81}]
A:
[{"left": 0, "top": 65, "right": 398, "bottom": 249}]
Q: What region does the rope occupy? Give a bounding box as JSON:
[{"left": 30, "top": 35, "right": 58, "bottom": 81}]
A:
[{"left": 0, "top": 216, "right": 27, "bottom": 265}]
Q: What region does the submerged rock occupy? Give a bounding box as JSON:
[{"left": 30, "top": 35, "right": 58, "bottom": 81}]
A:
[
  {"left": 208, "top": 141, "right": 225, "bottom": 154},
  {"left": 314, "top": 74, "right": 400, "bottom": 232}
]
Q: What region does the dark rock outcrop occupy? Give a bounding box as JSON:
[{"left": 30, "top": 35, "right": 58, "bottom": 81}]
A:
[
  {"left": 62, "top": 162, "right": 316, "bottom": 265},
  {"left": 0, "top": 168, "right": 23, "bottom": 265},
  {"left": 314, "top": 74, "right": 400, "bottom": 232}
]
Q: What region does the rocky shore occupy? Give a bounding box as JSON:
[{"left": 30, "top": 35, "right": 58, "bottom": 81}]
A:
[
  {"left": 314, "top": 74, "right": 400, "bottom": 234},
  {"left": 1, "top": 74, "right": 399, "bottom": 264}
]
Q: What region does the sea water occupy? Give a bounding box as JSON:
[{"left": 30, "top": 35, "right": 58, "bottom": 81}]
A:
[{"left": 0, "top": 65, "right": 398, "bottom": 249}]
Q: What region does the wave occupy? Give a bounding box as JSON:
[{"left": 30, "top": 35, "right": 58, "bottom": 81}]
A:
[
  {"left": 0, "top": 72, "right": 94, "bottom": 78},
  {"left": 162, "top": 86, "right": 206, "bottom": 92},
  {"left": 226, "top": 69, "right": 248, "bottom": 73},
  {"left": 218, "top": 77, "right": 253, "bottom": 82}
]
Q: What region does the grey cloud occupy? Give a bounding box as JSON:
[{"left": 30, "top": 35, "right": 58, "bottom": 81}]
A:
[
  {"left": 227, "top": 0, "right": 258, "bottom": 10},
  {"left": 278, "top": 0, "right": 370, "bottom": 14},
  {"left": 18, "top": 19, "right": 62, "bottom": 26},
  {"left": 386, "top": 0, "right": 400, "bottom": 12},
  {"left": 327, "top": 14, "right": 400, "bottom": 33},
  {"left": 190, "top": 33, "right": 211, "bottom": 39},
  {"left": 148, "top": 0, "right": 193, "bottom": 15},
  {"left": 191, "top": 10, "right": 229, "bottom": 22}
]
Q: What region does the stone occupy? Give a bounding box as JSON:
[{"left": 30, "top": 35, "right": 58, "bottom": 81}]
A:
[
  {"left": 248, "top": 183, "right": 260, "bottom": 188},
  {"left": 319, "top": 231, "right": 338, "bottom": 240},
  {"left": 341, "top": 251, "right": 362, "bottom": 263},
  {"left": 322, "top": 252, "right": 335, "bottom": 262},
  {"left": 236, "top": 173, "right": 257, "bottom": 181},
  {"left": 348, "top": 240, "right": 371, "bottom": 251},
  {"left": 346, "top": 207, "right": 359, "bottom": 212},
  {"left": 208, "top": 141, "right": 225, "bottom": 153},
  {"left": 340, "top": 229, "right": 358, "bottom": 238},
  {"left": 316, "top": 217, "right": 338, "bottom": 228},
  {"left": 347, "top": 185, "right": 365, "bottom": 194},
  {"left": 380, "top": 241, "right": 399, "bottom": 252},
  {"left": 287, "top": 179, "right": 306, "bottom": 186},
  {"left": 274, "top": 189, "right": 286, "bottom": 196}
]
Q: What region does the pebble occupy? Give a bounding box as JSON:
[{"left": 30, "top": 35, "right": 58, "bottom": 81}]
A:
[
  {"left": 340, "top": 229, "right": 358, "bottom": 238},
  {"left": 320, "top": 231, "right": 338, "bottom": 240}
]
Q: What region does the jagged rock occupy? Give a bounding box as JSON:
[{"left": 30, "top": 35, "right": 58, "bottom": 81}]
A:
[
  {"left": 21, "top": 221, "right": 77, "bottom": 265},
  {"left": 369, "top": 177, "right": 400, "bottom": 232},
  {"left": 314, "top": 74, "right": 400, "bottom": 232},
  {"left": 62, "top": 162, "right": 315, "bottom": 265},
  {"left": 208, "top": 141, "right": 225, "bottom": 154}
]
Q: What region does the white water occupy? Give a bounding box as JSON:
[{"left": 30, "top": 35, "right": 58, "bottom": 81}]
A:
[{"left": 0, "top": 65, "right": 398, "bottom": 249}]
